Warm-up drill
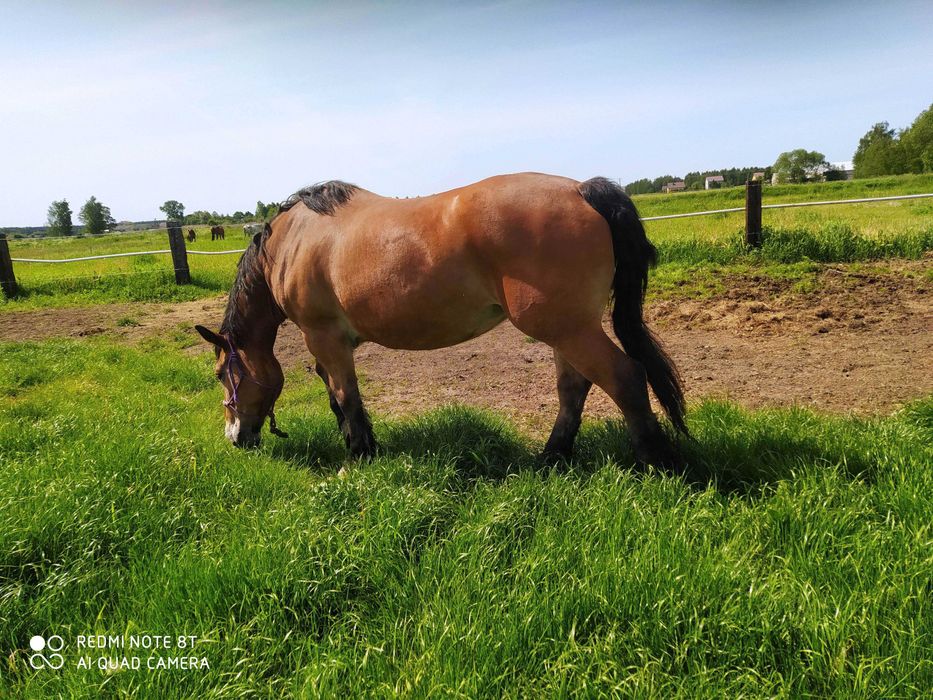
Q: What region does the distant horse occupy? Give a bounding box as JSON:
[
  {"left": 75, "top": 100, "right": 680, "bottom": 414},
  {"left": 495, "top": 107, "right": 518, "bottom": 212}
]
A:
[
  {"left": 195, "top": 174, "right": 686, "bottom": 469},
  {"left": 187, "top": 229, "right": 196, "bottom": 242},
  {"left": 210, "top": 225, "right": 225, "bottom": 241},
  {"left": 243, "top": 223, "right": 263, "bottom": 237}
]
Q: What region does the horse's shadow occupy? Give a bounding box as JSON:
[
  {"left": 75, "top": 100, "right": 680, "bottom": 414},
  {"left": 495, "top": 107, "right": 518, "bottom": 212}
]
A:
[
  {"left": 268, "top": 406, "right": 533, "bottom": 483},
  {"left": 268, "top": 404, "right": 877, "bottom": 495}
]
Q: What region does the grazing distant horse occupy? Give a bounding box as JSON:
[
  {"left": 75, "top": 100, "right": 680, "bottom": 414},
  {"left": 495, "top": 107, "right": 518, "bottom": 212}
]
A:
[
  {"left": 187, "top": 229, "right": 196, "bottom": 242},
  {"left": 211, "top": 225, "right": 225, "bottom": 241},
  {"left": 195, "top": 174, "right": 686, "bottom": 469},
  {"left": 243, "top": 222, "right": 263, "bottom": 237}
]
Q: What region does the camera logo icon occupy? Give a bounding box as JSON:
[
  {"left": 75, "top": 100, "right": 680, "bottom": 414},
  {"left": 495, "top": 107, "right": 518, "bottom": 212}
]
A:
[{"left": 28, "top": 635, "right": 65, "bottom": 670}]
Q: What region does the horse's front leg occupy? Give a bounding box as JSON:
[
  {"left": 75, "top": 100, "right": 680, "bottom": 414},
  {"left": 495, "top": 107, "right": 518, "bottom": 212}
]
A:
[
  {"left": 302, "top": 327, "right": 377, "bottom": 461},
  {"left": 313, "top": 361, "right": 346, "bottom": 432}
]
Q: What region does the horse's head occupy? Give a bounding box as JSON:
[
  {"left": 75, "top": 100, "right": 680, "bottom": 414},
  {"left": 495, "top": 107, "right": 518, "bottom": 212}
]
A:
[{"left": 195, "top": 325, "right": 286, "bottom": 447}]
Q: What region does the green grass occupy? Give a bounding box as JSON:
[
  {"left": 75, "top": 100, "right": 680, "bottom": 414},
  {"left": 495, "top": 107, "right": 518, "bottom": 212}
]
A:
[
  {"left": 2, "top": 175, "right": 931, "bottom": 312},
  {"left": 633, "top": 172, "right": 933, "bottom": 217},
  {"left": 654, "top": 221, "right": 932, "bottom": 267},
  {"left": 2, "top": 226, "right": 244, "bottom": 311},
  {"left": 637, "top": 173, "right": 933, "bottom": 264},
  {"left": 1, "top": 338, "right": 930, "bottom": 698}
]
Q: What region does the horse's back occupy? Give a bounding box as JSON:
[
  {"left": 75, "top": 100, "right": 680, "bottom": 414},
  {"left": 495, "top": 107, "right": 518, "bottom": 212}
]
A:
[{"left": 271, "top": 173, "right": 615, "bottom": 348}]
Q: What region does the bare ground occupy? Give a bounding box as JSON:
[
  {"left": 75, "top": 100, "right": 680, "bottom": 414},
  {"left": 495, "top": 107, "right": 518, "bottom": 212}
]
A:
[{"left": 2, "top": 262, "right": 930, "bottom": 435}]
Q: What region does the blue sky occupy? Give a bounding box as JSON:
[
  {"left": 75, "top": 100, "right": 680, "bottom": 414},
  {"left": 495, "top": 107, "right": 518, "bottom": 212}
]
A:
[{"left": 1, "top": 1, "right": 931, "bottom": 225}]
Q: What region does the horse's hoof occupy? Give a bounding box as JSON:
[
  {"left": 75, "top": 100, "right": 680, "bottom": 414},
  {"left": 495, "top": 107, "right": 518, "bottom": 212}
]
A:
[
  {"left": 633, "top": 425, "right": 685, "bottom": 475},
  {"left": 538, "top": 448, "right": 572, "bottom": 467},
  {"left": 637, "top": 443, "right": 685, "bottom": 474}
]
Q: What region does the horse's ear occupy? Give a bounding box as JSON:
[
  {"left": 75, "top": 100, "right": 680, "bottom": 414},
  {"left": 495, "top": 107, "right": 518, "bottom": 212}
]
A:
[{"left": 194, "top": 325, "right": 229, "bottom": 351}]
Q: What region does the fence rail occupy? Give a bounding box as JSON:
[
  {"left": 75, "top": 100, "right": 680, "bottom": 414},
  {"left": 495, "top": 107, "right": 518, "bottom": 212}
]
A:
[
  {"left": 2, "top": 189, "right": 932, "bottom": 298},
  {"left": 640, "top": 192, "right": 933, "bottom": 221},
  {"left": 9, "top": 248, "right": 247, "bottom": 264}
]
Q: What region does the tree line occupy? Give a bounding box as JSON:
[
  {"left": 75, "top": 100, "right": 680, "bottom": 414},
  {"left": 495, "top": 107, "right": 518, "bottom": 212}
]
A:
[
  {"left": 852, "top": 103, "right": 932, "bottom": 177},
  {"left": 625, "top": 102, "right": 933, "bottom": 192},
  {"left": 172, "top": 200, "right": 280, "bottom": 226},
  {"left": 40, "top": 198, "right": 280, "bottom": 237},
  {"left": 46, "top": 197, "right": 115, "bottom": 236},
  {"left": 625, "top": 167, "right": 774, "bottom": 194}
]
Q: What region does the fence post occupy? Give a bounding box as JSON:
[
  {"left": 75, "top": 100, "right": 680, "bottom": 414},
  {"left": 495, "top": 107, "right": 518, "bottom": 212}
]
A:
[
  {"left": 167, "top": 222, "right": 191, "bottom": 285},
  {"left": 745, "top": 179, "right": 762, "bottom": 247},
  {"left": 0, "top": 234, "right": 17, "bottom": 298}
]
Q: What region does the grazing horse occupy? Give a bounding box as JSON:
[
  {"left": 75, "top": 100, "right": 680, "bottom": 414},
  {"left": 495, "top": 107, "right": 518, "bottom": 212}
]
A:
[
  {"left": 211, "top": 225, "right": 225, "bottom": 241},
  {"left": 243, "top": 222, "right": 263, "bottom": 237},
  {"left": 187, "top": 229, "right": 196, "bottom": 242},
  {"left": 195, "top": 174, "right": 686, "bottom": 469}
]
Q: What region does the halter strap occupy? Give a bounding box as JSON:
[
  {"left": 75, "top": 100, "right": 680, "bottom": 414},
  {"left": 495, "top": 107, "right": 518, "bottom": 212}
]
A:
[{"left": 222, "top": 336, "right": 288, "bottom": 438}]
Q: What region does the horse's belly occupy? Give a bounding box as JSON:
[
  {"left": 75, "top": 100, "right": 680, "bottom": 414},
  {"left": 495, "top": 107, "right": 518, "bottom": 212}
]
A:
[{"left": 342, "top": 283, "right": 507, "bottom": 350}]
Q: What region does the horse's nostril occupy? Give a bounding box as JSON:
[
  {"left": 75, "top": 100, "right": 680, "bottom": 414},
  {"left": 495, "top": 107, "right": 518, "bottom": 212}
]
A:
[{"left": 234, "top": 435, "right": 260, "bottom": 448}]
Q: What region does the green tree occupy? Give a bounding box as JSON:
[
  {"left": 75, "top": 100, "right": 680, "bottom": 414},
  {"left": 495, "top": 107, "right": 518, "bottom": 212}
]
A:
[
  {"left": 159, "top": 200, "right": 185, "bottom": 223},
  {"left": 852, "top": 122, "right": 908, "bottom": 178},
  {"left": 46, "top": 199, "right": 74, "bottom": 236},
  {"left": 255, "top": 201, "right": 279, "bottom": 221},
  {"left": 900, "top": 104, "right": 933, "bottom": 173},
  {"left": 78, "top": 196, "right": 115, "bottom": 235},
  {"left": 772, "top": 149, "right": 828, "bottom": 184},
  {"left": 623, "top": 178, "right": 654, "bottom": 195}
]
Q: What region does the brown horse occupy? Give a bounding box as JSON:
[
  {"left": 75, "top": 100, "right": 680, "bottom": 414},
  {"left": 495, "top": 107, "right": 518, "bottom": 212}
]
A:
[
  {"left": 211, "top": 225, "right": 225, "bottom": 241},
  {"left": 195, "top": 173, "right": 686, "bottom": 469},
  {"left": 187, "top": 229, "right": 196, "bottom": 242}
]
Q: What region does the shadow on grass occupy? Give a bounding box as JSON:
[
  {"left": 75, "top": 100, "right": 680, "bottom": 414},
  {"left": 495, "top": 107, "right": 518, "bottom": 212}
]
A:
[
  {"left": 679, "top": 402, "right": 882, "bottom": 493},
  {"left": 267, "top": 401, "right": 892, "bottom": 494},
  {"left": 268, "top": 406, "right": 534, "bottom": 481}
]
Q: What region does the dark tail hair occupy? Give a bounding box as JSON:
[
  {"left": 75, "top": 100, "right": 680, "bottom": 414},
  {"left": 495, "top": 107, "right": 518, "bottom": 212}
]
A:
[{"left": 578, "top": 177, "right": 687, "bottom": 434}]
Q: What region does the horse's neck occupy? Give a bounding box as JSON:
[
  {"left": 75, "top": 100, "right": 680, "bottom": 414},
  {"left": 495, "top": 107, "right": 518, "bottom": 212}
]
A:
[{"left": 235, "top": 264, "right": 284, "bottom": 356}]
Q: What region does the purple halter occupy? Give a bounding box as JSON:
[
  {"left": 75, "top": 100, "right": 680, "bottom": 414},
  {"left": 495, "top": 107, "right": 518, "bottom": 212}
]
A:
[{"left": 222, "top": 336, "right": 288, "bottom": 438}]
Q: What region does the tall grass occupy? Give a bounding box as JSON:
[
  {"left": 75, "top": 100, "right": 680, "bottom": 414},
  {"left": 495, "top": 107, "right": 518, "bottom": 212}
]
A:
[
  {"left": 655, "top": 222, "right": 933, "bottom": 266},
  {"left": 1, "top": 339, "right": 930, "bottom": 698}
]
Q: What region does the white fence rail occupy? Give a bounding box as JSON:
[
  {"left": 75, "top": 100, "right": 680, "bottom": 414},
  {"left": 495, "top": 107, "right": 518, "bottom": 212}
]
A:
[
  {"left": 9, "top": 248, "right": 247, "bottom": 264},
  {"left": 640, "top": 192, "right": 933, "bottom": 221}
]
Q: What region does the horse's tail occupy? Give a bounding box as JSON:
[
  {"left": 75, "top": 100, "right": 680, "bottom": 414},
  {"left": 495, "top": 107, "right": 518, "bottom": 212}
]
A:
[{"left": 578, "top": 177, "right": 687, "bottom": 434}]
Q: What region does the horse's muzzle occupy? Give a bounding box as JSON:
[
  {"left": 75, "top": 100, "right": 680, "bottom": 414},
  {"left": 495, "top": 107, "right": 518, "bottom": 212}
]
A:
[{"left": 226, "top": 419, "right": 262, "bottom": 448}]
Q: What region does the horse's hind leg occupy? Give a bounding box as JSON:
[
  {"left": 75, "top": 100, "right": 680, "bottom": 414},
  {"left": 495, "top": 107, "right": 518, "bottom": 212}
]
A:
[
  {"left": 552, "top": 327, "right": 682, "bottom": 471},
  {"left": 303, "top": 327, "right": 377, "bottom": 460},
  {"left": 542, "top": 350, "right": 592, "bottom": 459}
]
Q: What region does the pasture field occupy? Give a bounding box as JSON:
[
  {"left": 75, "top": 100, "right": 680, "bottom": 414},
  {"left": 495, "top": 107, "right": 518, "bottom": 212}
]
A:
[
  {"left": 1, "top": 338, "right": 931, "bottom": 698},
  {"left": 1, "top": 226, "right": 248, "bottom": 310},
  {"left": 2, "top": 174, "right": 932, "bottom": 312}
]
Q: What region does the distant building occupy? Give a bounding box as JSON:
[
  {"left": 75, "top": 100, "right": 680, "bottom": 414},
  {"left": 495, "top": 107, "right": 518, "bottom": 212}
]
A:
[
  {"left": 704, "top": 175, "right": 725, "bottom": 190},
  {"left": 829, "top": 161, "right": 855, "bottom": 180},
  {"left": 661, "top": 180, "right": 686, "bottom": 193}
]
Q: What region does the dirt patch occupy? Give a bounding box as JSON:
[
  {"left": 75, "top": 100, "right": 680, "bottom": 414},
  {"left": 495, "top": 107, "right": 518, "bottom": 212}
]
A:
[
  {"left": 0, "top": 297, "right": 228, "bottom": 344},
  {"left": 2, "top": 263, "right": 930, "bottom": 434}
]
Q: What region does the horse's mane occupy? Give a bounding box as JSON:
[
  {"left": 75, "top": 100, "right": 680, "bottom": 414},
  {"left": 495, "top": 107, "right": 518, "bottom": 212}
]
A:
[
  {"left": 280, "top": 180, "right": 359, "bottom": 216},
  {"left": 221, "top": 225, "right": 283, "bottom": 344}
]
